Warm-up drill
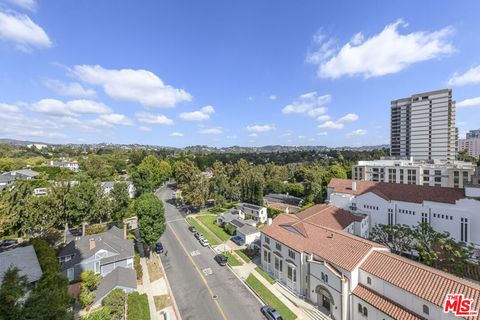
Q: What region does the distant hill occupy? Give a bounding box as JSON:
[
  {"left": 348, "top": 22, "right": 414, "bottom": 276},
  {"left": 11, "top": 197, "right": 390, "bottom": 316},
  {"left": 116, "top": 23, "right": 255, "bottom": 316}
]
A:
[{"left": 0, "top": 138, "right": 389, "bottom": 153}]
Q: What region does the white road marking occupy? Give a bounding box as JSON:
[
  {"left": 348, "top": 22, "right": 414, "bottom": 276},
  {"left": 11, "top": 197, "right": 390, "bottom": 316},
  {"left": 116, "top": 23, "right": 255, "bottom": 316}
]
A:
[
  {"left": 166, "top": 218, "right": 185, "bottom": 223},
  {"left": 202, "top": 268, "right": 213, "bottom": 276},
  {"left": 190, "top": 250, "right": 200, "bottom": 257}
]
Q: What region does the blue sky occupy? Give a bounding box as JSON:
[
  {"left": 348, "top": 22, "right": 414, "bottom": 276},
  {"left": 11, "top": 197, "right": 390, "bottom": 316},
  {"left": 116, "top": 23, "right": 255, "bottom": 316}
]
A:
[{"left": 1, "top": 0, "right": 480, "bottom": 147}]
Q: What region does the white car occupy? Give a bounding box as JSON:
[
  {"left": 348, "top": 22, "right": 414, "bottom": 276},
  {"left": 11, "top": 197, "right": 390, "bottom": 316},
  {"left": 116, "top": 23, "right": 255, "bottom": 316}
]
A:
[{"left": 199, "top": 237, "right": 209, "bottom": 247}]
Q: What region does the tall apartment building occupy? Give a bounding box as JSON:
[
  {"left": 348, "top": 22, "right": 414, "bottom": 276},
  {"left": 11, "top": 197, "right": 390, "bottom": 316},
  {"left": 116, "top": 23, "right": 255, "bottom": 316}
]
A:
[
  {"left": 352, "top": 158, "right": 476, "bottom": 188},
  {"left": 459, "top": 129, "right": 480, "bottom": 159},
  {"left": 391, "top": 89, "right": 457, "bottom": 162},
  {"left": 466, "top": 129, "right": 480, "bottom": 139}
]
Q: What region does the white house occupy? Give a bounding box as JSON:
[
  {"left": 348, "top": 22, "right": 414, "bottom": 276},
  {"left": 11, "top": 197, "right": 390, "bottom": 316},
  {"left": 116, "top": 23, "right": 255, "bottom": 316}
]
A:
[
  {"left": 261, "top": 212, "right": 480, "bottom": 320},
  {"left": 48, "top": 160, "right": 80, "bottom": 172},
  {"left": 233, "top": 203, "right": 268, "bottom": 224},
  {"left": 101, "top": 181, "right": 136, "bottom": 199},
  {"left": 327, "top": 179, "right": 480, "bottom": 249}
]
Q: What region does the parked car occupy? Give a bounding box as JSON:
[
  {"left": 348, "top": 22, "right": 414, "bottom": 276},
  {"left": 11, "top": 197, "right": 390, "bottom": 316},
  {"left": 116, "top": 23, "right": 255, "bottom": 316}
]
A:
[
  {"left": 188, "top": 226, "right": 197, "bottom": 233},
  {"left": 0, "top": 239, "right": 17, "bottom": 250},
  {"left": 194, "top": 232, "right": 203, "bottom": 240},
  {"left": 261, "top": 305, "right": 283, "bottom": 320},
  {"left": 231, "top": 235, "right": 244, "bottom": 245},
  {"left": 199, "top": 237, "right": 209, "bottom": 247},
  {"left": 214, "top": 254, "right": 228, "bottom": 266},
  {"left": 155, "top": 242, "right": 164, "bottom": 254}
]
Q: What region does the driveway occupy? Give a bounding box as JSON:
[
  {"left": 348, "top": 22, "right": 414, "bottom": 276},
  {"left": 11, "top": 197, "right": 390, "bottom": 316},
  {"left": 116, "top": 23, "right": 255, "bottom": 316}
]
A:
[{"left": 156, "top": 185, "right": 263, "bottom": 320}]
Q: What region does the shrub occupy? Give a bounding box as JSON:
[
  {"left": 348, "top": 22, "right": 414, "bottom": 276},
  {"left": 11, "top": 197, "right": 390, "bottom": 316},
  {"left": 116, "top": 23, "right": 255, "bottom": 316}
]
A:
[
  {"left": 267, "top": 207, "right": 282, "bottom": 219},
  {"left": 102, "top": 288, "right": 126, "bottom": 320},
  {"left": 80, "top": 290, "right": 95, "bottom": 308},
  {"left": 83, "top": 307, "right": 112, "bottom": 320},
  {"left": 224, "top": 223, "right": 236, "bottom": 236},
  {"left": 85, "top": 224, "right": 107, "bottom": 235},
  {"left": 134, "top": 253, "right": 143, "bottom": 280}
]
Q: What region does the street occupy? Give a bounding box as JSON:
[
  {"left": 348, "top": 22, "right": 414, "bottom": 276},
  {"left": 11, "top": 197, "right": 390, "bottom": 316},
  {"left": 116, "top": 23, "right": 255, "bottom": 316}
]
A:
[{"left": 156, "top": 185, "right": 263, "bottom": 320}]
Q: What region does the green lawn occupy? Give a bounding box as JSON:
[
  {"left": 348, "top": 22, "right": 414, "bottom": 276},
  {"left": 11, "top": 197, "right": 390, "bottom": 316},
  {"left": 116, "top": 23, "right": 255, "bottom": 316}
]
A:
[
  {"left": 255, "top": 266, "right": 276, "bottom": 285},
  {"left": 186, "top": 217, "right": 220, "bottom": 246},
  {"left": 196, "top": 215, "right": 231, "bottom": 241},
  {"left": 153, "top": 295, "right": 171, "bottom": 311},
  {"left": 235, "top": 250, "right": 252, "bottom": 263},
  {"left": 246, "top": 274, "right": 297, "bottom": 320},
  {"left": 225, "top": 251, "right": 243, "bottom": 267},
  {"left": 127, "top": 292, "right": 150, "bottom": 320}
]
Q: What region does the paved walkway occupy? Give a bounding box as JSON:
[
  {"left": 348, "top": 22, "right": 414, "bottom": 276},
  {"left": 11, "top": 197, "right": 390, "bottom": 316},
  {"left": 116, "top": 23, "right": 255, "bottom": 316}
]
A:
[{"left": 137, "top": 254, "right": 181, "bottom": 320}]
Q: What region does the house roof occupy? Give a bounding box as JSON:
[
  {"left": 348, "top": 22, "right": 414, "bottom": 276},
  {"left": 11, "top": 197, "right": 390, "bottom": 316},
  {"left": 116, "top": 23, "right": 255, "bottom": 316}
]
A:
[
  {"left": 262, "top": 214, "right": 386, "bottom": 272},
  {"left": 237, "top": 224, "right": 260, "bottom": 236},
  {"left": 353, "top": 285, "right": 426, "bottom": 320},
  {"left": 93, "top": 267, "right": 136, "bottom": 304},
  {"left": 0, "top": 174, "right": 16, "bottom": 183},
  {"left": 58, "top": 226, "right": 134, "bottom": 271},
  {"left": 0, "top": 245, "right": 42, "bottom": 285},
  {"left": 295, "top": 204, "right": 365, "bottom": 230},
  {"left": 237, "top": 203, "right": 263, "bottom": 211},
  {"left": 12, "top": 169, "right": 39, "bottom": 177},
  {"left": 230, "top": 218, "right": 245, "bottom": 229},
  {"left": 265, "top": 193, "right": 303, "bottom": 206},
  {"left": 328, "top": 178, "right": 466, "bottom": 204},
  {"left": 360, "top": 251, "right": 480, "bottom": 312}
]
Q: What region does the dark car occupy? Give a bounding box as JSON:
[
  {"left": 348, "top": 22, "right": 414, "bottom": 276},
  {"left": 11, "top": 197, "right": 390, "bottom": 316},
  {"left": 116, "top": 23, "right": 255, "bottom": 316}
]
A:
[
  {"left": 214, "top": 254, "right": 228, "bottom": 266},
  {"left": 154, "top": 242, "right": 164, "bottom": 254},
  {"left": 261, "top": 305, "right": 283, "bottom": 320},
  {"left": 188, "top": 226, "right": 197, "bottom": 233}
]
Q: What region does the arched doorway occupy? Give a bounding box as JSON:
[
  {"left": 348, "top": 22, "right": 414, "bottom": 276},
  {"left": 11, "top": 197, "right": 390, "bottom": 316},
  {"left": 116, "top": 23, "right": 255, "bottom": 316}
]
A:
[{"left": 315, "top": 285, "right": 334, "bottom": 313}]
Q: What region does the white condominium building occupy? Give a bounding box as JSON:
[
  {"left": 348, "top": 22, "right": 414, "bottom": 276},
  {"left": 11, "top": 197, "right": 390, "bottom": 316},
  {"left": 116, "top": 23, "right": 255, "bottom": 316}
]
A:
[
  {"left": 391, "top": 89, "right": 457, "bottom": 162},
  {"left": 327, "top": 178, "right": 480, "bottom": 249},
  {"left": 260, "top": 206, "right": 480, "bottom": 320},
  {"left": 352, "top": 158, "right": 476, "bottom": 188}
]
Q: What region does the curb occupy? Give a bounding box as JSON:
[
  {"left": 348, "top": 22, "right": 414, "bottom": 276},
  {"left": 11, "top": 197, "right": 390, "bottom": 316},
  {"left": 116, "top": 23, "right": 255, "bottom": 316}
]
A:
[{"left": 156, "top": 254, "right": 182, "bottom": 320}]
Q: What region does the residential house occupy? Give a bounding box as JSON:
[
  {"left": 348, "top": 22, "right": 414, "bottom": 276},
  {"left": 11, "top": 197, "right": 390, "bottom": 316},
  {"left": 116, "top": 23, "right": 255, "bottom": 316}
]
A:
[
  {"left": 47, "top": 160, "right": 80, "bottom": 172},
  {"left": 57, "top": 226, "right": 135, "bottom": 281},
  {"left": 327, "top": 178, "right": 480, "bottom": 250},
  {"left": 1, "top": 169, "right": 39, "bottom": 181},
  {"left": 0, "top": 245, "right": 43, "bottom": 290},
  {"left": 92, "top": 267, "right": 136, "bottom": 308},
  {"left": 220, "top": 203, "right": 267, "bottom": 224},
  {"left": 101, "top": 181, "right": 136, "bottom": 198},
  {"left": 261, "top": 213, "right": 480, "bottom": 320},
  {"left": 216, "top": 204, "right": 263, "bottom": 245},
  {"left": 33, "top": 188, "right": 48, "bottom": 196},
  {"left": 265, "top": 193, "right": 303, "bottom": 214}
]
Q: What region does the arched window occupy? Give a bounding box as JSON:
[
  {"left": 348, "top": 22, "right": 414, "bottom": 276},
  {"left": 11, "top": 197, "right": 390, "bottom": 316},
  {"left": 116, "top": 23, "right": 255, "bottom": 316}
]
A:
[
  {"left": 367, "top": 276, "right": 371, "bottom": 285},
  {"left": 423, "top": 304, "right": 429, "bottom": 315},
  {"left": 363, "top": 306, "right": 368, "bottom": 316}
]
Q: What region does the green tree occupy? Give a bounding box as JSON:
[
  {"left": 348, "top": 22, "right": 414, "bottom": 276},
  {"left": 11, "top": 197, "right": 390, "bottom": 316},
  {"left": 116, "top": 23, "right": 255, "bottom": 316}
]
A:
[
  {"left": 329, "top": 164, "right": 348, "bottom": 179},
  {"left": 110, "top": 182, "right": 131, "bottom": 221},
  {"left": 136, "top": 193, "right": 166, "bottom": 250},
  {"left": 23, "top": 194, "right": 58, "bottom": 237},
  {"left": 79, "top": 271, "right": 100, "bottom": 308},
  {"left": 132, "top": 167, "right": 154, "bottom": 195},
  {"left": 240, "top": 169, "right": 264, "bottom": 205},
  {"left": 66, "top": 178, "right": 104, "bottom": 225},
  {"left": 101, "top": 288, "right": 126, "bottom": 320},
  {"left": 0, "top": 267, "right": 27, "bottom": 320},
  {"left": 81, "top": 155, "right": 115, "bottom": 180},
  {"left": 370, "top": 224, "right": 415, "bottom": 255}
]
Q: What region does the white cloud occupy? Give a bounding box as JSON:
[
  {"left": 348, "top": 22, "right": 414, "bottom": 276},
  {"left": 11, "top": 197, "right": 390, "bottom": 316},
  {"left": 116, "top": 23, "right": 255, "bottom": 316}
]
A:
[
  {"left": 0, "top": 102, "right": 20, "bottom": 113},
  {"left": 44, "top": 79, "right": 96, "bottom": 98},
  {"left": 138, "top": 126, "right": 151, "bottom": 132},
  {"left": 269, "top": 95, "right": 277, "bottom": 100},
  {"left": 226, "top": 135, "right": 237, "bottom": 139},
  {"left": 348, "top": 129, "right": 367, "bottom": 137},
  {"left": 298, "top": 135, "right": 306, "bottom": 139},
  {"left": 337, "top": 113, "right": 359, "bottom": 123},
  {"left": 179, "top": 105, "right": 215, "bottom": 121},
  {"left": 99, "top": 113, "right": 132, "bottom": 126},
  {"left": 282, "top": 92, "right": 330, "bottom": 117},
  {"left": 318, "top": 121, "right": 344, "bottom": 129},
  {"left": 30, "top": 99, "right": 112, "bottom": 116},
  {"left": 448, "top": 65, "right": 480, "bottom": 86},
  {"left": 457, "top": 97, "right": 480, "bottom": 109},
  {"left": 0, "top": 10, "right": 51, "bottom": 51},
  {"left": 6, "top": 0, "right": 37, "bottom": 11},
  {"left": 307, "top": 20, "right": 454, "bottom": 79},
  {"left": 170, "top": 132, "right": 184, "bottom": 137},
  {"left": 246, "top": 124, "right": 276, "bottom": 132},
  {"left": 199, "top": 127, "right": 223, "bottom": 135},
  {"left": 136, "top": 112, "right": 174, "bottom": 125},
  {"left": 317, "top": 131, "right": 328, "bottom": 136},
  {"left": 73, "top": 65, "right": 192, "bottom": 108},
  {"left": 316, "top": 115, "right": 331, "bottom": 122},
  {"left": 249, "top": 133, "right": 258, "bottom": 137},
  {"left": 282, "top": 131, "right": 292, "bottom": 137}
]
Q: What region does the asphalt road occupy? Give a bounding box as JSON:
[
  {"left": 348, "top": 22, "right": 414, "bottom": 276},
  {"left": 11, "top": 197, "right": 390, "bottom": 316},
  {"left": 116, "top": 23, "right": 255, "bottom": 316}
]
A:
[{"left": 157, "top": 185, "right": 263, "bottom": 320}]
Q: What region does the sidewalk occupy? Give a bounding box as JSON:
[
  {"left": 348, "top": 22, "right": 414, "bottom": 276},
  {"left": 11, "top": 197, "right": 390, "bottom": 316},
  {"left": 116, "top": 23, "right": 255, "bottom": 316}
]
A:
[
  {"left": 230, "top": 259, "right": 329, "bottom": 320},
  {"left": 137, "top": 254, "right": 181, "bottom": 320}
]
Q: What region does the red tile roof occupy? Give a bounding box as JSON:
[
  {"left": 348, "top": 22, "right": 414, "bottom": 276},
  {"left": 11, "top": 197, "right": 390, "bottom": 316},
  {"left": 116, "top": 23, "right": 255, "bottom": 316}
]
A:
[
  {"left": 328, "top": 178, "right": 466, "bottom": 204},
  {"left": 360, "top": 251, "right": 480, "bottom": 317},
  {"left": 262, "top": 213, "right": 386, "bottom": 272},
  {"left": 353, "top": 285, "right": 426, "bottom": 320},
  {"left": 296, "top": 204, "right": 365, "bottom": 230}
]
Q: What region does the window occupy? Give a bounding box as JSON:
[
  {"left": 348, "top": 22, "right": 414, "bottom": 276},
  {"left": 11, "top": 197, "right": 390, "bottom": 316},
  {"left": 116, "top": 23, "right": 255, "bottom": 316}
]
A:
[
  {"left": 265, "top": 236, "right": 270, "bottom": 244},
  {"left": 321, "top": 272, "right": 328, "bottom": 283},
  {"left": 423, "top": 305, "right": 429, "bottom": 315},
  {"left": 358, "top": 303, "right": 363, "bottom": 313},
  {"left": 276, "top": 242, "right": 282, "bottom": 251},
  {"left": 288, "top": 250, "right": 295, "bottom": 259},
  {"left": 363, "top": 307, "right": 368, "bottom": 317},
  {"left": 367, "top": 277, "right": 371, "bottom": 285},
  {"left": 287, "top": 265, "right": 296, "bottom": 282}
]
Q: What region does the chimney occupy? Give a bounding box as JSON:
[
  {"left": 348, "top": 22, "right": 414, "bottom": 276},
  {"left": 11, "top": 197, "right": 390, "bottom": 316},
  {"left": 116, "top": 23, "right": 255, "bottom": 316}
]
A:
[
  {"left": 267, "top": 218, "right": 272, "bottom": 226},
  {"left": 352, "top": 182, "right": 357, "bottom": 191},
  {"left": 89, "top": 238, "right": 96, "bottom": 250}
]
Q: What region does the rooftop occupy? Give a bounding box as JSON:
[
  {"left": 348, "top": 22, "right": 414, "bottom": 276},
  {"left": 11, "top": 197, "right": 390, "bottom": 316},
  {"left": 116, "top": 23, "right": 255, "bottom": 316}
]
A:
[
  {"left": 295, "top": 204, "right": 365, "bottom": 230},
  {"left": 93, "top": 267, "right": 136, "bottom": 304},
  {"left": 328, "top": 178, "right": 466, "bottom": 204},
  {"left": 0, "top": 245, "right": 43, "bottom": 285}
]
